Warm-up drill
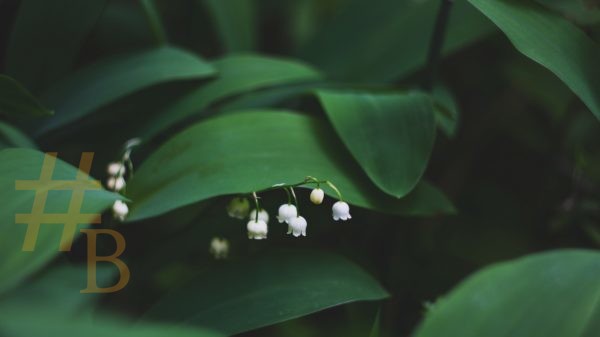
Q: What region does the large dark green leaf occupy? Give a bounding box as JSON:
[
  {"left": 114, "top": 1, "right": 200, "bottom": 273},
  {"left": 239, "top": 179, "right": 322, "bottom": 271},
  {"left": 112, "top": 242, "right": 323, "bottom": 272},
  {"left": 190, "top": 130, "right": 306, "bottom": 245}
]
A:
[
  {"left": 5, "top": 0, "right": 107, "bottom": 93},
  {"left": 202, "top": 0, "right": 257, "bottom": 52},
  {"left": 138, "top": 54, "right": 322, "bottom": 139},
  {"left": 413, "top": 249, "right": 600, "bottom": 337},
  {"left": 0, "top": 148, "right": 121, "bottom": 295},
  {"left": 468, "top": 0, "right": 600, "bottom": 122},
  {"left": 317, "top": 90, "right": 436, "bottom": 198},
  {"left": 35, "top": 47, "right": 216, "bottom": 135},
  {"left": 298, "top": 0, "right": 495, "bottom": 81},
  {"left": 0, "top": 75, "right": 52, "bottom": 118},
  {"left": 0, "top": 309, "right": 222, "bottom": 337},
  {"left": 127, "top": 110, "right": 454, "bottom": 221},
  {"left": 144, "top": 251, "right": 389, "bottom": 335}
]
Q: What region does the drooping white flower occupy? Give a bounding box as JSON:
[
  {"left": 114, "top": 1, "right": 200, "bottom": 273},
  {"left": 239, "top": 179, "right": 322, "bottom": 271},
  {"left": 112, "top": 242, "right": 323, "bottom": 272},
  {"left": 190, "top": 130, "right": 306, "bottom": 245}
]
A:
[
  {"left": 226, "top": 197, "right": 250, "bottom": 219},
  {"left": 276, "top": 204, "right": 298, "bottom": 223},
  {"left": 310, "top": 188, "right": 325, "bottom": 205},
  {"left": 249, "top": 209, "right": 269, "bottom": 223},
  {"left": 209, "top": 237, "right": 229, "bottom": 259},
  {"left": 106, "top": 176, "right": 126, "bottom": 192},
  {"left": 332, "top": 201, "right": 351, "bottom": 221},
  {"left": 247, "top": 219, "right": 268, "bottom": 240},
  {"left": 287, "top": 216, "right": 307, "bottom": 237},
  {"left": 112, "top": 200, "right": 129, "bottom": 221},
  {"left": 107, "top": 161, "right": 125, "bottom": 176}
]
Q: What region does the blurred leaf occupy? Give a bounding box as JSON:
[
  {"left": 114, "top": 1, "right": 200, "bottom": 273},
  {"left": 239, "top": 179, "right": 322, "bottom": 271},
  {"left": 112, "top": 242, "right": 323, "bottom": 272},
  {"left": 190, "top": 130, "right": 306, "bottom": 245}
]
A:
[
  {"left": 0, "top": 263, "right": 114, "bottom": 315},
  {"left": 413, "top": 249, "right": 600, "bottom": 337},
  {"left": 369, "top": 309, "right": 381, "bottom": 337},
  {"left": 432, "top": 84, "right": 460, "bottom": 138},
  {"left": 127, "top": 110, "right": 455, "bottom": 221},
  {"left": 317, "top": 90, "right": 436, "bottom": 198},
  {"left": 0, "top": 308, "right": 222, "bottom": 337},
  {"left": 0, "top": 148, "right": 120, "bottom": 295},
  {"left": 535, "top": 0, "right": 600, "bottom": 24},
  {"left": 469, "top": 0, "right": 600, "bottom": 122},
  {"left": 144, "top": 250, "right": 389, "bottom": 335},
  {"left": 138, "top": 54, "right": 322, "bottom": 139},
  {"left": 35, "top": 47, "right": 217, "bottom": 135},
  {"left": 298, "top": 0, "right": 495, "bottom": 81},
  {"left": 0, "top": 122, "right": 36, "bottom": 149},
  {"left": 202, "top": 0, "right": 257, "bottom": 52},
  {"left": 0, "top": 75, "right": 53, "bottom": 118},
  {"left": 5, "top": 0, "right": 107, "bottom": 93}
]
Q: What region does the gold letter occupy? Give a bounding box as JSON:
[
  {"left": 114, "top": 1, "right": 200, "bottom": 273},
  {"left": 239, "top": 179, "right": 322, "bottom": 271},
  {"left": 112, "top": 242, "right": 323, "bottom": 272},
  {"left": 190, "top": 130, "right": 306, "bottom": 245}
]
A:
[{"left": 80, "top": 229, "right": 130, "bottom": 293}]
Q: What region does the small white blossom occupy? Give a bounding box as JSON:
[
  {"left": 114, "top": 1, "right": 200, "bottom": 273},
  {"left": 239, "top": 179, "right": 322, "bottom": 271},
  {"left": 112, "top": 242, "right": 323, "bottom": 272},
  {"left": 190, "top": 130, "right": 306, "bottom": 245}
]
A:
[
  {"left": 249, "top": 209, "right": 269, "bottom": 223},
  {"left": 247, "top": 219, "right": 268, "bottom": 240},
  {"left": 106, "top": 176, "right": 126, "bottom": 192},
  {"left": 112, "top": 200, "right": 129, "bottom": 221},
  {"left": 107, "top": 161, "right": 125, "bottom": 176},
  {"left": 276, "top": 204, "right": 298, "bottom": 223},
  {"left": 332, "top": 201, "right": 351, "bottom": 221},
  {"left": 226, "top": 197, "right": 250, "bottom": 219},
  {"left": 310, "top": 188, "right": 325, "bottom": 205},
  {"left": 209, "top": 237, "right": 229, "bottom": 259},
  {"left": 287, "top": 216, "right": 307, "bottom": 237}
]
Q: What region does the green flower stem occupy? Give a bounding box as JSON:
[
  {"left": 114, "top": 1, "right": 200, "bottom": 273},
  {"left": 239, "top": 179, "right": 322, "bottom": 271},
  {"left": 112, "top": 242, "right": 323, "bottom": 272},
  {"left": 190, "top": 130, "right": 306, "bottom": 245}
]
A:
[{"left": 252, "top": 192, "right": 260, "bottom": 221}]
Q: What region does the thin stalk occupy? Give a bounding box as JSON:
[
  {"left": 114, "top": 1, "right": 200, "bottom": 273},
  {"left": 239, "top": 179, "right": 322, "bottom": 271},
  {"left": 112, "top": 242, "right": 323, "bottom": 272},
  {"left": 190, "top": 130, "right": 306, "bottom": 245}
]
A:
[
  {"left": 423, "top": 0, "right": 454, "bottom": 92},
  {"left": 140, "top": 0, "right": 167, "bottom": 46}
]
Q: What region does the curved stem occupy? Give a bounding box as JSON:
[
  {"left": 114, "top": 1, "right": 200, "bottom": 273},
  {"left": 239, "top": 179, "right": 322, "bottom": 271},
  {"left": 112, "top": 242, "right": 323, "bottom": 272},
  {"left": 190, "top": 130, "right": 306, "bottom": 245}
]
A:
[{"left": 252, "top": 192, "right": 260, "bottom": 221}]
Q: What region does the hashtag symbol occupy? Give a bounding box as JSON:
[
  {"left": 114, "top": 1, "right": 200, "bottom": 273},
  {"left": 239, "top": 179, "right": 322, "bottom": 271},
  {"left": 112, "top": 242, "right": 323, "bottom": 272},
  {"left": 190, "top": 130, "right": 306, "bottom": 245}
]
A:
[{"left": 15, "top": 152, "right": 102, "bottom": 252}]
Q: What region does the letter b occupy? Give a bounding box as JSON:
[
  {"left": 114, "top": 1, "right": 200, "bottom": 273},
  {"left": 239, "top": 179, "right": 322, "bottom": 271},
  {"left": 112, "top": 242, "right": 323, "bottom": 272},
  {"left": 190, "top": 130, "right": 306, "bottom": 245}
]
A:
[{"left": 80, "top": 229, "right": 130, "bottom": 293}]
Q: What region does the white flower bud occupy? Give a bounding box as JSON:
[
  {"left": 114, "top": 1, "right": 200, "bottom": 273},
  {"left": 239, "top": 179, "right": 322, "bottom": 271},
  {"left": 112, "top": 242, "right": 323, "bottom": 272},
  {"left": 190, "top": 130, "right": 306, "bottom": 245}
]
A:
[
  {"left": 249, "top": 209, "right": 269, "bottom": 223},
  {"left": 287, "top": 216, "right": 307, "bottom": 237},
  {"left": 310, "top": 188, "right": 325, "bottom": 205},
  {"left": 107, "top": 161, "right": 125, "bottom": 176},
  {"left": 226, "top": 197, "right": 250, "bottom": 219},
  {"left": 209, "top": 237, "right": 229, "bottom": 259},
  {"left": 332, "top": 201, "right": 351, "bottom": 221},
  {"left": 276, "top": 204, "right": 298, "bottom": 223},
  {"left": 247, "top": 219, "right": 268, "bottom": 240},
  {"left": 112, "top": 200, "right": 129, "bottom": 221},
  {"left": 106, "top": 176, "right": 126, "bottom": 192}
]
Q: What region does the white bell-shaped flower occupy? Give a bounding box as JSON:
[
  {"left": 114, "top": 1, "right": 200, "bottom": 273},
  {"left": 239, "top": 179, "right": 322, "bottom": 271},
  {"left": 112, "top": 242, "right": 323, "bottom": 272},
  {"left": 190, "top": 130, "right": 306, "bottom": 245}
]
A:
[
  {"left": 310, "top": 188, "right": 325, "bottom": 205},
  {"left": 287, "top": 216, "right": 307, "bottom": 237},
  {"left": 209, "top": 237, "right": 229, "bottom": 259},
  {"left": 249, "top": 209, "right": 269, "bottom": 223},
  {"left": 247, "top": 219, "right": 268, "bottom": 240},
  {"left": 276, "top": 204, "right": 298, "bottom": 223},
  {"left": 107, "top": 161, "right": 125, "bottom": 176},
  {"left": 107, "top": 176, "right": 126, "bottom": 192},
  {"left": 332, "top": 201, "right": 352, "bottom": 221},
  {"left": 226, "top": 197, "right": 250, "bottom": 219},
  {"left": 112, "top": 200, "right": 129, "bottom": 221}
]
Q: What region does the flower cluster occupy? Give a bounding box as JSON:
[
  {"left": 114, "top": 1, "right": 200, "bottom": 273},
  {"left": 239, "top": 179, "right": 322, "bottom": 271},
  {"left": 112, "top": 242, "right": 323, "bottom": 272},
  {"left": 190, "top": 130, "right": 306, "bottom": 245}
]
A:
[
  {"left": 106, "top": 138, "right": 140, "bottom": 222},
  {"left": 225, "top": 177, "right": 351, "bottom": 241}
]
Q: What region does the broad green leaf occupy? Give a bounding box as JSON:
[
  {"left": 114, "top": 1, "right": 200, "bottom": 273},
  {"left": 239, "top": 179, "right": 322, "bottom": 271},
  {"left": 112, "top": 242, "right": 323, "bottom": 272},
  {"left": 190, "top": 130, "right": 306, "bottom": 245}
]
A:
[
  {"left": 413, "top": 249, "right": 600, "bottom": 337},
  {"left": 298, "top": 0, "right": 495, "bottom": 81},
  {"left": 317, "top": 90, "right": 436, "bottom": 198},
  {"left": 0, "top": 75, "right": 53, "bottom": 118},
  {"left": 0, "top": 122, "right": 37, "bottom": 149},
  {"left": 138, "top": 54, "right": 322, "bottom": 139},
  {"left": 144, "top": 251, "right": 389, "bottom": 335},
  {"left": 468, "top": 0, "right": 600, "bottom": 122},
  {"left": 35, "top": 47, "right": 217, "bottom": 135},
  {"left": 0, "top": 148, "right": 121, "bottom": 295},
  {"left": 5, "top": 0, "right": 107, "bottom": 93},
  {"left": 535, "top": 0, "right": 600, "bottom": 24},
  {"left": 202, "top": 0, "right": 257, "bottom": 52},
  {"left": 127, "top": 110, "right": 455, "bottom": 221},
  {"left": 0, "top": 308, "right": 222, "bottom": 337}
]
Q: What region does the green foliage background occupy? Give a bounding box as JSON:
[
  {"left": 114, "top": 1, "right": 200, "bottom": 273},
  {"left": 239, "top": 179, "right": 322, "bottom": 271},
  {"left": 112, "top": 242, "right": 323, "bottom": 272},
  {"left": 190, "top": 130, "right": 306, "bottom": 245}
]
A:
[{"left": 0, "top": 0, "right": 599, "bottom": 336}]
